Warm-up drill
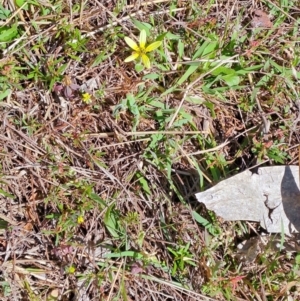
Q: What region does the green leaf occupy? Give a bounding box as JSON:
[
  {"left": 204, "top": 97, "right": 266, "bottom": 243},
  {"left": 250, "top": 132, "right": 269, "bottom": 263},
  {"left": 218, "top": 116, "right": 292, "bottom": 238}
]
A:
[
  {"left": 191, "top": 157, "right": 204, "bottom": 189},
  {"left": 136, "top": 172, "right": 151, "bottom": 195},
  {"left": 149, "top": 100, "right": 165, "bottom": 109},
  {"left": 192, "top": 211, "right": 210, "bottom": 227},
  {"left": 161, "top": 86, "right": 178, "bottom": 96},
  {"left": 201, "top": 41, "right": 218, "bottom": 57},
  {"left": 177, "top": 64, "right": 198, "bottom": 86},
  {"left": 179, "top": 110, "right": 193, "bottom": 122},
  {"left": 88, "top": 192, "right": 107, "bottom": 209},
  {"left": 193, "top": 40, "right": 210, "bottom": 59},
  {"left": 120, "top": 278, "right": 129, "bottom": 301},
  {"left": 0, "top": 5, "right": 11, "bottom": 20},
  {"left": 269, "top": 59, "right": 284, "bottom": 73},
  {"left": 15, "top": 0, "right": 28, "bottom": 9},
  {"left": 143, "top": 73, "right": 159, "bottom": 80},
  {"left": 0, "top": 25, "right": 18, "bottom": 42},
  {"left": 172, "top": 110, "right": 193, "bottom": 127},
  {"left": 192, "top": 211, "right": 219, "bottom": 236},
  {"left": 103, "top": 250, "right": 144, "bottom": 259},
  {"left": 295, "top": 254, "right": 300, "bottom": 265},
  {"left": 236, "top": 64, "right": 263, "bottom": 74},
  {"left": 211, "top": 66, "right": 235, "bottom": 76},
  {"left": 186, "top": 95, "right": 204, "bottom": 104},
  {"left": 0, "top": 219, "right": 8, "bottom": 229},
  {"left": 178, "top": 39, "right": 184, "bottom": 58},
  {"left": 0, "top": 89, "right": 11, "bottom": 101},
  {"left": 131, "top": 18, "right": 151, "bottom": 35},
  {"left": 104, "top": 204, "right": 121, "bottom": 238},
  {"left": 0, "top": 189, "right": 14, "bottom": 199},
  {"left": 91, "top": 51, "right": 109, "bottom": 67},
  {"left": 193, "top": 40, "right": 218, "bottom": 60},
  {"left": 126, "top": 94, "right": 140, "bottom": 117},
  {"left": 203, "top": 101, "right": 215, "bottom": 118},
  {"left": 135, "top": 63, "right": 144, "bottom": 72},
  {"left": 222, "top": 74, "right": 240, "bottom": 86},
  {"left": 156, "top": 32, "right": 168, "bottom": 41},
  {"left": 167, "top": 247, "right": 177, "bottom": 256},
  {"left": 165, "top": 32, "right": 180, "bottom": 40}
]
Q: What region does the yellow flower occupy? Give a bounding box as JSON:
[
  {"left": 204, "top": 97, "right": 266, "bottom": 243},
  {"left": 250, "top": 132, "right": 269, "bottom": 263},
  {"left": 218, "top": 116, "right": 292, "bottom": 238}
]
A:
[
  {"left": 82, "top": 92, "right": 92, "bottom": 104},
  {"left": 77, "top": 215, "right": 84, "bottom": 224},
  {"left": 67, "top": 265, "right": 76, "bottom": 274},
  {"left": 124, "top": 29, "right": 162, "bottom": 69}
]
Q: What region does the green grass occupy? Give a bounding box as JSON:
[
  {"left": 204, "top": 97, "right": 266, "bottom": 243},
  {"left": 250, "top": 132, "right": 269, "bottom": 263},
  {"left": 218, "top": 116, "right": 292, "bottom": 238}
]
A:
[{"left": 0, "top": 0, "right": 299, "bottom": 300}]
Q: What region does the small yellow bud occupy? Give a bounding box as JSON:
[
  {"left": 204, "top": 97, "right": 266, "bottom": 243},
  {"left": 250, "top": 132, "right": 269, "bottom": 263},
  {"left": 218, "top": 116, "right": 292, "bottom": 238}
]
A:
[
  {"left": 77, "top": 215, "right": 84, "bottom": 224},
  {"left": 82, "top": 92, "right": 92, "bottom": 104}
]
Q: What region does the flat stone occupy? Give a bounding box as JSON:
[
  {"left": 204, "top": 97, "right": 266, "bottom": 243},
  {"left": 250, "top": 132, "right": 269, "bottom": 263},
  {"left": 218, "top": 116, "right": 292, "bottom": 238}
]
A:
[{"left": 195, "top": 166, "right": 300, "bottom": 235}]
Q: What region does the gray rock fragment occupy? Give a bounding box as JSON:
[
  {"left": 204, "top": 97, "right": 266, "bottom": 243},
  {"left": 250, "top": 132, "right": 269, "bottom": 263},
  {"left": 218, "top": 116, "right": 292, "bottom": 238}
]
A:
[{"left": 195, "top": 166, "right": 300, "bottom": 235}]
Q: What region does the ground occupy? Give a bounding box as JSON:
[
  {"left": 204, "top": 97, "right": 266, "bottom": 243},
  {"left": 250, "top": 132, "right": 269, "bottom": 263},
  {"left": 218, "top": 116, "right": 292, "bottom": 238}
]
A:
[{"left": 0, "top": 0, "right": 300, "bottom": 300}]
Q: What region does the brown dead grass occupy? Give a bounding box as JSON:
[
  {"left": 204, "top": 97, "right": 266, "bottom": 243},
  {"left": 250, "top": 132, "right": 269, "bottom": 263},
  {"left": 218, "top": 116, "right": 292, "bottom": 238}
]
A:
[{"left": 0, "top": 0, "right": 300, "bottom": 300}]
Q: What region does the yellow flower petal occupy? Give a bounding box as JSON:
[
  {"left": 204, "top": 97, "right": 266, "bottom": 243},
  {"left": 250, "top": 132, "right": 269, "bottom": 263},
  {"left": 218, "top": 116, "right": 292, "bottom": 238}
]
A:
[
  {"left": 141, "top": 54, "right": 151, "bottom": 68},
  {"left": 77, "top": 216, "right": 84, "bottom": 224},
  {"left": 124, "top": 37, "right": 139, "bottom": 51},
  {"left": 145, "top": 41, "right": 162, "bottom": 52},
  {"left": 139, "top": 29, "right": 147, "bottom": 50},
  {"left": 82, "top": 92, "right": 91, "bottom": 103},
  {"left": 124, "top": 52, "right": 140, "bottom": 62}
]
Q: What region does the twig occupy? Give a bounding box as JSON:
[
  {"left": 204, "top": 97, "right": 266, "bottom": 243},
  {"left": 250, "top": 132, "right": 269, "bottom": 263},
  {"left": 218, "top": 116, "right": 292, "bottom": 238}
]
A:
[
  {"left": 83, "top": 130, "right": 206, "bottom": 139},
  {"left": 83, "top": 7, "right": 186, "bottom": 38},
  {"left": 178, "top": 140, "right": 230, "bottom": 158},
  {"left": 179, "top": 125, "right": 258, "bottom": 158}
]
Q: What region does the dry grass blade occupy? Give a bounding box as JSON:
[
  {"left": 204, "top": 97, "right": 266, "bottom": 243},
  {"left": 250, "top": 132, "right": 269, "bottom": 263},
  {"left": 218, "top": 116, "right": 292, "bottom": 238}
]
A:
[
  {"left": 298, "top": 145, "right": 300, "bottom": 188},
  {"left": 0, "top": 0, "right": 299, "bottom": 300}
]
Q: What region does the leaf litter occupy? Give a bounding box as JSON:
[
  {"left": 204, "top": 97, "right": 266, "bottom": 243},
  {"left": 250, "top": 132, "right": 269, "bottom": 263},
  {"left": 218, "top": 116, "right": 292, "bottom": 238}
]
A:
[
  {"left": 251, "top": 9, "right": 273, "bottom": 28},
  {"left": 0, "top": 1, "right": 300, "bottom": 300}
]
